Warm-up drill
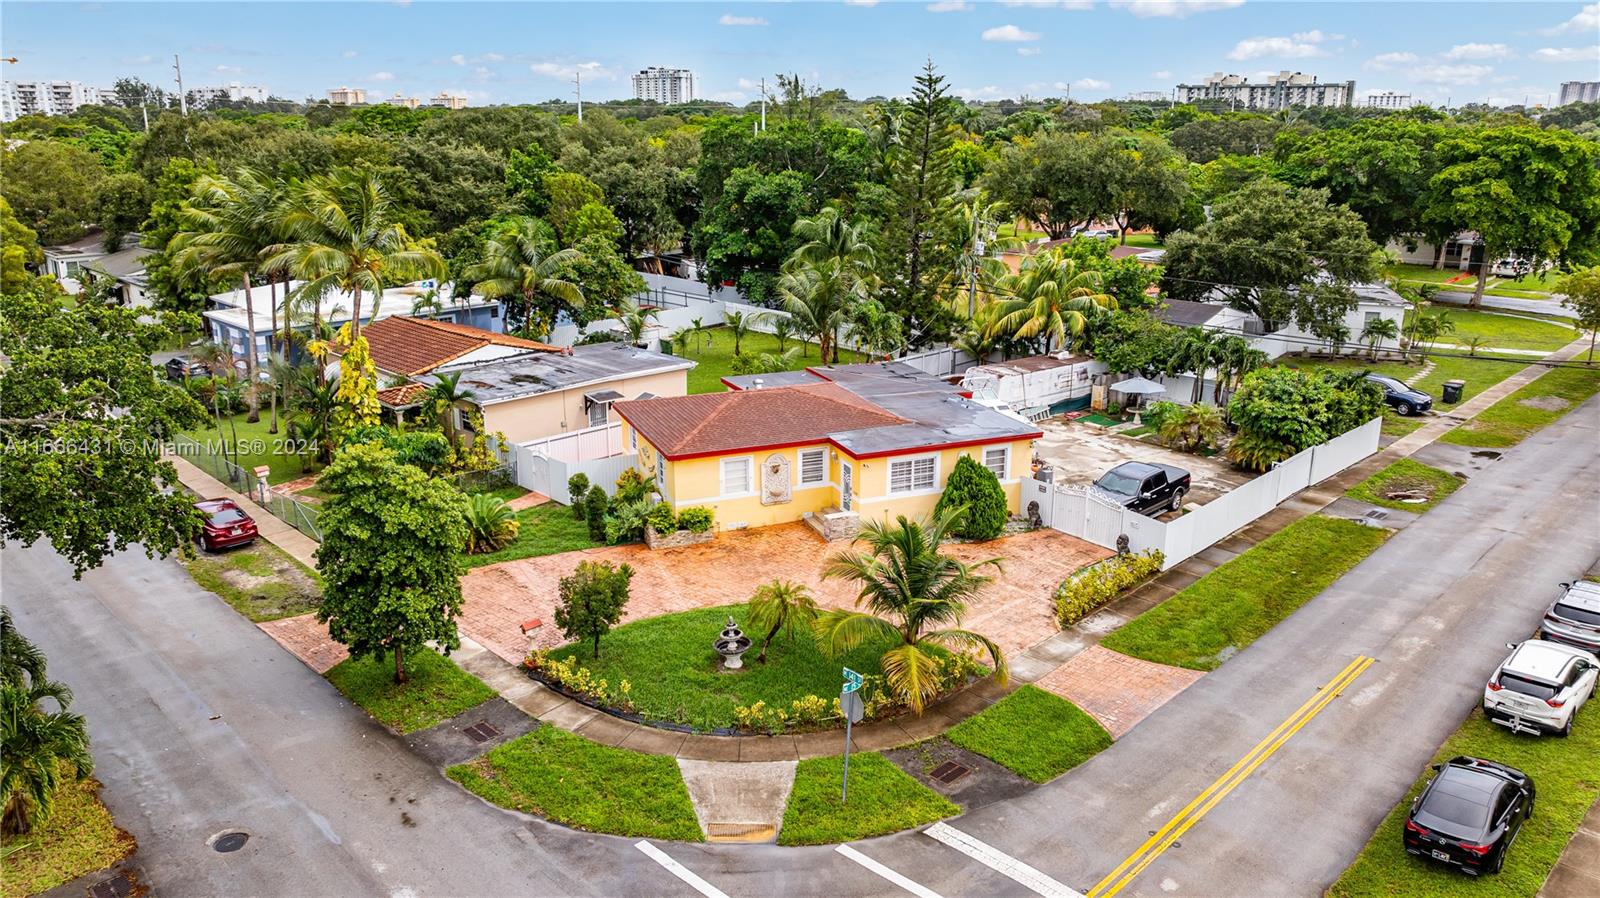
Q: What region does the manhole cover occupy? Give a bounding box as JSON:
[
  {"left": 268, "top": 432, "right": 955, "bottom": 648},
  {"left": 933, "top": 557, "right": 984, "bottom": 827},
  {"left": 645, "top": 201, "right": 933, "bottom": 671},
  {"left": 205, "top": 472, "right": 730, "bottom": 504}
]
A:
[
  {"left": 463, "top": 721, "right": 501, "bottom": 743},
  {"left": 212, "top": 831, "right": 250, "bottom": 853},
  {"left": 930, "top": 761, "right": 973, "bottom": 784},
  {"left": 88, "top": 873, "right": 133, "bottom": 898}
]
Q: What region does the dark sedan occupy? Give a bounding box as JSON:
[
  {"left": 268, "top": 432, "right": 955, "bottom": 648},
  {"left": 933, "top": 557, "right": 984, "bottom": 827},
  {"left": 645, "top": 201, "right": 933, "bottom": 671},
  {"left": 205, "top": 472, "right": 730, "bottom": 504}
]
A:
[
  {"left": 195, "top": 499, "right": 258, "bottom": 552},
  {"left": 165, "top": 356, "right": 211, "bottom": 381},
  {"left": 1403, "top": 756, "right": 1534, "bottom": 875},
  {"left": 1366, "top": 373, "right": 1432, "bottom": 416}
]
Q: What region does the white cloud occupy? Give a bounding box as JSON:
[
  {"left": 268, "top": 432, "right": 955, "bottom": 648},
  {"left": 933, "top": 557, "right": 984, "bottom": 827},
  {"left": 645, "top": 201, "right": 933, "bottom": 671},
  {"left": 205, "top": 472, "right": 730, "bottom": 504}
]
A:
[
  {"left": 529, "top": 60, "right": 616, "bottom": 81},
  {"left": 844, "top": 0, "right": 880, "bottom": 6},
  {"left": 472, "top": 66, "right": 493, "bottom": 81},
  {"left": 341, "top": 49, "right": 359, "bottom": 59},
  {"left": 927, "top": 0, "right": 972, "bottom": 11},
  {"left": 1543, "top": 3, "right": 1598, "bottom": 35},
  {"left": 1532, "top": 46, "right": 1600, "bottom": 63},
  {"left": 982, "top": 24, "right": 1042, "bottom": 42},
  {"left": 1001, "top": 0, "right": 1094, "bottom": 7},
  {"left": 450, "top": 53, "right": 467, "bottom": 66},
  {"left": 1227, "top": 36, "right": 1329, "bottom": 60},
  {"left": 214, "top": 64, "right": 243, "bottom": 74},
  {"left": 1365, "top": 51, "right": 1418, "bottom": 69},
  {"left": 370, "top": 71, "right": 395, "bottom": 82},
  {"left": 954, "top": 85, "right": 1007, "bottom": 99},
  {"left": 483, "top": 52, "right": 505, "bottom": 62},
  {"left": 1291, "top": 30, "right": 1326, "bottom": 43},
  {"left": 719, "top": 14, "right": 769, "bottom": 26},
  {"left": 1109, "top": 0, "right": 1245, "bottom": 19},
  {"left": 1075, "top": 77, "right": 1111, "bottom": 90},
  {"left": 1444, "top": 43, "right": 1513, "bottom": 60},
  {"left": 1151, "top": 70, "right": 1172, "bottom": 79},
  {"left": 704, "top": 90, "right": 750, "bottom": 102},
  {"left": 1018, "top": 47, "right": 1043, "bottom": 56},
  {"left": 1410, "top": 64, "right": 1493, "bottom": 86}
]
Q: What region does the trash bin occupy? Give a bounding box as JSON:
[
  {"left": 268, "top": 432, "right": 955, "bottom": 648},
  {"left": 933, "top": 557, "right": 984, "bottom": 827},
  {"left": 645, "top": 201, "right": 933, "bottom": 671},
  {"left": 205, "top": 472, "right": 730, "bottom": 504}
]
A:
[{"left": 1442, "top": 380, "right": 1465, "bottom": 404}]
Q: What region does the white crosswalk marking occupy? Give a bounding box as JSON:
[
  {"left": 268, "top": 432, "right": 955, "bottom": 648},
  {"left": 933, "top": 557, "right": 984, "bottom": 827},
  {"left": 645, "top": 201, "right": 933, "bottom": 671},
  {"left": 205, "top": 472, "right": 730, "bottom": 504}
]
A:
[
  {"left": 835, "top": 844, "right": 947, "bottom": 898},
  {"left": 634, "top": 840, "right": 731, "bottom": 898},
  {"left": 923, "top": 821, "right": 1086, "bottom": 898}
]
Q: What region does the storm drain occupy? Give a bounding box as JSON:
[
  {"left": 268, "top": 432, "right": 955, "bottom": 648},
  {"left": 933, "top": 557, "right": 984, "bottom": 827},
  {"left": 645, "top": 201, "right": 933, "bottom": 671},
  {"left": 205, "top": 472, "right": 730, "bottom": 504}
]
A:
[
  {"left": 88, "top": 873, "right": 133, "bottom": 898},
  {"left": 930, "top": 761, "right": 973, "bottom": 784},
  {"left": 211, "top": 831, "right": 250, "bottom": 853},
  {"left": 1363, "top": 509, "right": 1390, "bottom": 521},
  {"left": 463, "top": 721, "right": 501, "bottom": 744}
]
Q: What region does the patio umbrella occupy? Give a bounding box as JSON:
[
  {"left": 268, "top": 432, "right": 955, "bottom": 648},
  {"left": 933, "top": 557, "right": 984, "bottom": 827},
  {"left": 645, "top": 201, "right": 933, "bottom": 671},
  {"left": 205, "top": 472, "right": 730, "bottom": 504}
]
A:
[{"left": 1110, "top": 376, "right": 1168, "bottom": 396}]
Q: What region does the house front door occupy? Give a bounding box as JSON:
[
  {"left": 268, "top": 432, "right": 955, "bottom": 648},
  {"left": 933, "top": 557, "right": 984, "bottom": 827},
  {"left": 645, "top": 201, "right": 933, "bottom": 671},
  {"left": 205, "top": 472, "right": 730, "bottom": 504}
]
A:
[{"left": 840, "top": 462, "right": 853, "bottom": 512}]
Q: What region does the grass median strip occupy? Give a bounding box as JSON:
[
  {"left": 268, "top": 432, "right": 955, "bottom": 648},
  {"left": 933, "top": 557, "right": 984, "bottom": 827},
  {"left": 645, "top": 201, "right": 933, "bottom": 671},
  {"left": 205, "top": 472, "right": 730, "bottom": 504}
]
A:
[
  {"left": 1345, "top": 459, "right": 1463, "bottom": 514},
  {"left": 778, "top": 752, "right": 959, "bottom": 846},
  {"left": 1440, "top": 366, "right": 1600, "bottom": 448},
  {"left": 946, "top": 685, "right": 1112, "bottom": 783},
  {"left": 183, "top": 540, "right": 322, "bottom": 621},
  {"left": 1329, "top": 703, "right": 1600, "bottom": 898},
  {"left": 0, "top": 771, "right": 134, "bottom": 898},
  {"left": 327, "top": 648, "right": 496, "bottom": 733},
  {"left": 1099, "top": 516, "right": 1389, "bottom": 671},
  {"left": 448, "top": 727, "right": 703, "bottom": 841}
]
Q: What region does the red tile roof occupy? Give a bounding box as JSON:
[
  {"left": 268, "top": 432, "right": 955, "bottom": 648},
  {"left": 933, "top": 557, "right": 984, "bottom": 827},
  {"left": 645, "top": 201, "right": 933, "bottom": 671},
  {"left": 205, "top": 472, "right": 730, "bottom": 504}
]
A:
[
  {"left": 614, "top": 382, "right": 907, "bottom": 459},
  {"left": 376, "top": 383, "right": 429, "bottom": 408},
  {"left": 360, "top": 316, "right": 560, "bottom": 376}
]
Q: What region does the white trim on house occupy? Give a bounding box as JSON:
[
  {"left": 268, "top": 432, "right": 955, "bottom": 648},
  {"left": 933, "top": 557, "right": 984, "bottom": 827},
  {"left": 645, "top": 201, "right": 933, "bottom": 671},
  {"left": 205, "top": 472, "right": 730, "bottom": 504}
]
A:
[
  {"left": 718, "top": 455, "right": 755, "bottom": 499},
  {"left": 981, "top": 445, "right": 1010, "bottom": 481},
  {"left": 797, "top": 447, "right": 827, "bottom": 486}
]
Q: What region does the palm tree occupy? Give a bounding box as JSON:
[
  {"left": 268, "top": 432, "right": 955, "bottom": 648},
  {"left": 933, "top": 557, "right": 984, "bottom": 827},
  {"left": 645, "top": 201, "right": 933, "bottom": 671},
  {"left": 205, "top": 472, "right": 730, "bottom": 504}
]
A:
[
  {"left": 991, "top": 252, "right": 1116, "bottom": 354},
  {"left": 426, "top": 371, "right": 477, "bottom": 448},
  {"left": 1462, "top": 335, "right": 1488, "bottom": 356},
  {"left": 1, "top": 612, "right": 92, "bottom": 837},
  {"left": 768, "top": 315, "right": 796, "bottom": 354},
  {"left": 616, "top": 298, "right": 659, "bottom": 346},
  {"left": 464, "top": 217, "right": 584, "bottom": 339},
  {"left": 1167, "top": 328, "right": 1222, "bottom": 404},
  {"left": 944, "top": 195, "right": 1017, "bottom": 319},
  {"left": 724, "top": 310, "right": 751, "bottom": 356},
  {"left": 787, "top": 207, "right": 877, "bottom": 275},
  {"left": 289, "top": 375, "right": 338, "bottom": 467},
  {"left": 1158, "top": 403, "right": 1227, "bottom": 452},
  {"left": 689, "top": 317, "right": 706, "bottom": 353},
  {"left": 1214, "top": 335, "right": 1267, "bottom": 404},
  {"left": 846, "top": 299, "right": 906, "bottom": 360},
  {"left": 779, "top": 208, "right": 878, "bottom": 364},
  {"left": 268, "top": 169, "right": 445, "bottom": 341},
  {"left": 264, "top": 352, "right": 298, "bottom": 435},
  {"left": 746, "top": 580, "right": 819, "bottom": 664},
  {"left": 816, "top": 508, "right": 1008, "bottom": 714},
  {"left": 953, "top": 325, "right": 996, "bottom": 367},
  {"left": 1361, "top": 317, "right": 1400, "bottom": 361},
  {"left": 410, "top": 288, "right": 445, "bottom": 319}
]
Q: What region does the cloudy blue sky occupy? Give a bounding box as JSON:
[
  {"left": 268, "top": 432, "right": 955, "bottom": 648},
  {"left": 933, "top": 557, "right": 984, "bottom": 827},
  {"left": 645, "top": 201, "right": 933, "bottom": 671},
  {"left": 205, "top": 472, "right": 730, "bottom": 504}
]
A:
[{"left": 2, "top": 2, "right": 1596, "bottom": 108}]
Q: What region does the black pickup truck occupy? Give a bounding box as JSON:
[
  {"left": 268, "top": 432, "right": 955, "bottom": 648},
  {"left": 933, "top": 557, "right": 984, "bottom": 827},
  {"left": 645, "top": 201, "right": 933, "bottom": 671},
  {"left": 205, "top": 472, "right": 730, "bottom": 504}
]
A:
[{"left": 1092, "top": 461, "right": 1192, "bottom": 515}]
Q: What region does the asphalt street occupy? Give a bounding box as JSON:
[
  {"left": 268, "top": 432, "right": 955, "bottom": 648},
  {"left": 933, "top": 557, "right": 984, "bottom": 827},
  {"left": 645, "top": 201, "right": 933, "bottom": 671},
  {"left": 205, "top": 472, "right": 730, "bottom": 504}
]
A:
[
  {"left": 4, "top": 392, "right": 1597, "bottom": 898},
  {"left": 1431, "top": 289, "right": 1575, "bottom": 318}
]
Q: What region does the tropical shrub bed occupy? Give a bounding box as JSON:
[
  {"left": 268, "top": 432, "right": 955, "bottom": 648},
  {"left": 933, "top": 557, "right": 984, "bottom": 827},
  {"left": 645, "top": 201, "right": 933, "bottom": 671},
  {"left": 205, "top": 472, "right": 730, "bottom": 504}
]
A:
[{"left": 1055, "top": 550, "right": 1164, "bottom": 627}]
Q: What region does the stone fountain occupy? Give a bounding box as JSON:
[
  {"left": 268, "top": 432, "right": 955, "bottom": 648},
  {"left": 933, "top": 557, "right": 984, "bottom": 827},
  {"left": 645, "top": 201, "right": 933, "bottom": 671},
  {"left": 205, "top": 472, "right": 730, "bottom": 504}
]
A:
[{"left": 714, "top": 617, "right": 752, "bottom": 670}]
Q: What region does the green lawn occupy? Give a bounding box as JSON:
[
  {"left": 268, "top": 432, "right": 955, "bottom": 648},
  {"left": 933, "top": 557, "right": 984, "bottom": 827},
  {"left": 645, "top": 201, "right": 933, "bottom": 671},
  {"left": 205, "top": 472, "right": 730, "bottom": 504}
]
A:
[
  {"left": 461, "top": 502, "right": 602, "bottom": 569},
  {"left": 183, "top": 410, "right": 320, "bottom": 485},
  {"left": 778, "top": 752, "right": 960, "bottom": 846},
  {"left": 183, "top": 539, "right": 323, "bottom": 621},
  {"left": 1329, "top": 704, "right": 1600, "bottom": 898},
  {"left": 1420, "top": 308, "right": 1578, "bottom": 354},
  {"left": 1119, "top": 232, "right": 1166, "bottom": 249},
  {"left": 676, "top": 325, "right": 865, "bottom": 395},
  {"left": 946, "top": 685, "right": 1112, "bottom": 783},
  {"left": 998, "top": 223, "right": 1048, "bottom": 240},
  {"left": 1345, "top": 459, "right": 1464, "bottom": 514},
  {"left": 1382, "top": 263, "right": 1481, "bottom": 288},
  {"left": 1440, "top": 366, "right": 1600, "bottom": 448},
  {"left": 326, "top": 648, "right": 496, "bottom": 733},
  {"left": 1382, "top": 416, "right": 1426, "bottom": 438},
  {"left": 0, "top": 772, "right": 134, "bottom": 898},
  {"left": 1298, "top": 355, "right": 1529, "bottom": 410},
  {"left": 1100, "top": 516, "right": 1390, "bottom": 671},
  {"left": 448, "top": 727, "right": 703, "bottom": 841},
  {"left": 546, "top": 605, "right": 893, "bottom": 732}
]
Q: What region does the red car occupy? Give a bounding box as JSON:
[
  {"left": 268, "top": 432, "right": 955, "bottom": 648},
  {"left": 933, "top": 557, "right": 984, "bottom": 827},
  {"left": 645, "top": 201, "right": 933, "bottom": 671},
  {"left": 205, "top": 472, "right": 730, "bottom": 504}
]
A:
[{"left": 195, "top": 499, "right": 258, "bottom": 551}]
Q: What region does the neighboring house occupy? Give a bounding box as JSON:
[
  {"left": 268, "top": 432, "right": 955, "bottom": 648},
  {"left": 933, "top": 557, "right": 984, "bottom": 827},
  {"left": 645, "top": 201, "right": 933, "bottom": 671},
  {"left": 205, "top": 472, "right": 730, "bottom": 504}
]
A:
[
  {"left": 82, "top": 245, "right": 154, "bottom": 312},
  {"left": 1387, "top": 233, "right": 1484, "bottom": 272},
  {"left": 1159, "top": 280, "right": 1408, "bottom": 360},
  {"left": 615, "top": 361, "right": 1041, "bottom": 533},
  {"left": 41, "top": 231, "right": 118, "bottom": 294},
  {"left": 359, "top": 315, "right": 559, "bottom": 380},
  {"left": 419, "top": 340, "right": 694, "bottom": 443}
]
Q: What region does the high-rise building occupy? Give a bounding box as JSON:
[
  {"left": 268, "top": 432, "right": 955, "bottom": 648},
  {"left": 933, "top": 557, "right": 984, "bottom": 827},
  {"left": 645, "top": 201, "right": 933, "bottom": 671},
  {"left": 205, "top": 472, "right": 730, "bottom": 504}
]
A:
[
  {"left": 1176, "top": 71, "right": 1355, "bottom": 110},
  {"left": 186, "top": 82, "right": 269, "bottom": 109},
  {"left": 631, "top": 67, "right": 696, "bottom": 104},
  {"left": 1, "top": 80, "right": 106, "bottom": 121},
  {"left": 327, "top": 86, "right": 367, "bottom": 106},
  {"left": 429, "top": 92, "right": 469, "bottom": 110},
  {"left": 1365, "top": 91, "right": 1413, "bottom": 110},
  {"left": 382, "top": 92, "right": 421, "bottom": 110},
  {"left": 1558, "top": 81, "right": 1600, "bottom": 106}
]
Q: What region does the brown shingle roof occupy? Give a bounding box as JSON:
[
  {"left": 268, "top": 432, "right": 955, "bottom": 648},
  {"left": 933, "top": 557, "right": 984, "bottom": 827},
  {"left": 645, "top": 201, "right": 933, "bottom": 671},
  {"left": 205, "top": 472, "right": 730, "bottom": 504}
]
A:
[
  {"left": 360, "top": 316, "right": 560, "bottom": 376},
  {"left": 614, "top": 382, "right": 907, "bottom": 459}
]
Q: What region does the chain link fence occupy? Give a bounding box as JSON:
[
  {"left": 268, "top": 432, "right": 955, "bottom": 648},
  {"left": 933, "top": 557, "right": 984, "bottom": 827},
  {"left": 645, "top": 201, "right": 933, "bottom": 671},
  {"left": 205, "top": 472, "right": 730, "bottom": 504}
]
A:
[{"left": 171, "top": 435, "right": 322, "bottom": 541}]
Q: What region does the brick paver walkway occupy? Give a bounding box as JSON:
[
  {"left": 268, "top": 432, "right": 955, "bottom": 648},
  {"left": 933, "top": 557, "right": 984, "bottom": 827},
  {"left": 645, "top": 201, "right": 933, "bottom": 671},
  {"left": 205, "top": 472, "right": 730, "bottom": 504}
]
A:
[
  {"left": 257, "top": 614, "right": 348, "bottom": 673},
  {"left": 1034, "top": 645, "right": 1205, "bottom": 739},
  {"left": 459, "top": 523, "right": 1110, "bottom": 665},
  {"left": 505, "top": 491, "right": 550, "bottom": 511}
]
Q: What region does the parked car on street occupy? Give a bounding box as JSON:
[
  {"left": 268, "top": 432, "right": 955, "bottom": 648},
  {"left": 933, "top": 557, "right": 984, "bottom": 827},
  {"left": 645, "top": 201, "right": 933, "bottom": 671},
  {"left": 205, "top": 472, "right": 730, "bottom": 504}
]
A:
[
  {"left": 1365, "top": 373, "right": 1433, "bottom": 416},
  {"left": 165, "top": 356, "right": 211, "bottom": 381},
  {"left": 194, "top": 499, "right": 258, "bottom": 552},
  {"left": 1540, "top": 581, "right": 1600, "bottom": 653},
  {"left": 1403, "top": 756, "right": 1535, "bottom": 875},
  {"left": 1482, "top": 639, "right": 1598, "bottom": 737},
  {"left": 1092, "top": 461, "right": 1191, "bottom": 515}
]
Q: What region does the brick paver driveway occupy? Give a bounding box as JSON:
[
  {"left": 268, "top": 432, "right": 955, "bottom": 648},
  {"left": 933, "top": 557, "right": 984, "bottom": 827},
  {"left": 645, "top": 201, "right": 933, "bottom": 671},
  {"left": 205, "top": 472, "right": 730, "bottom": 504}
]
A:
[
  {"left": 460, "top": 523, "right": 1111, "bottom": 665},
  {"left": 1034, "top": 645, "right": 1205, "bottom": 739}
]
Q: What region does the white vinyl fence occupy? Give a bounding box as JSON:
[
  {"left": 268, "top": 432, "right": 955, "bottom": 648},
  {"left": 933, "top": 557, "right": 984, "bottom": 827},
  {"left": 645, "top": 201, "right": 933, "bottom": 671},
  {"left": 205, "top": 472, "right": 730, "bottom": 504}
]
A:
[
  {"left": 1025, "top": 417, "right": 1382, "bottom": 570},
  {"left": 511, "top": 423, "right": 638, "bottom": 504}
]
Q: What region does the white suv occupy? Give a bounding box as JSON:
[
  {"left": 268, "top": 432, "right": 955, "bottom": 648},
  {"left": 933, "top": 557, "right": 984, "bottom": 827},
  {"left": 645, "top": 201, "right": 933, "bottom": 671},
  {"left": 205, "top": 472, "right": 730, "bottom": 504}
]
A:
[{"left": 1483, "top": 640, "right": 1599, "bottom": 737}]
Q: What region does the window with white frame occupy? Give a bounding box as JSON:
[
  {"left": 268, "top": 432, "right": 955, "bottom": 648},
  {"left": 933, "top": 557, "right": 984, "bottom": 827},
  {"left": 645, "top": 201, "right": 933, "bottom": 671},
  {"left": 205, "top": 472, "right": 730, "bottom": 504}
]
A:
[
  {"left": 655, "top": 453, "right": 666, "bottom": 488},
  {"left": 798, "top": 448, "right": 826, "bottom": 485},
  {"left": 721, "top": 457, "right": 753, "bottom": 496},
  {"left": 983, "top": 446, "right": 1009, "bottom": 480},
  {"left": 888, "top": 456, "right": 937, "bottom": 494},
  {"left": 630, "top": 428, "right": 638, "bottom": 450}
]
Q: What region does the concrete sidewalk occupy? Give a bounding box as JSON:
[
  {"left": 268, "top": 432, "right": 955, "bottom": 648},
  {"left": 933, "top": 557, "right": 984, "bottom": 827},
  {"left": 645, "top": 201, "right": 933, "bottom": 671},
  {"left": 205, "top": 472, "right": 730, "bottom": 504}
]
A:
[{"left": 170, "top": 455, "right": 320, "bottom": 569}]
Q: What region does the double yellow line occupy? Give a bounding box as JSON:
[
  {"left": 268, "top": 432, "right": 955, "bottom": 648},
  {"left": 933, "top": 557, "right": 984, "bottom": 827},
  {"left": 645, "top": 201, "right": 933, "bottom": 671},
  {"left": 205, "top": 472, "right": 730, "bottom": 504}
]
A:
[{"left": 1086, "top": 655, "right": 1377, "bottom": 898}]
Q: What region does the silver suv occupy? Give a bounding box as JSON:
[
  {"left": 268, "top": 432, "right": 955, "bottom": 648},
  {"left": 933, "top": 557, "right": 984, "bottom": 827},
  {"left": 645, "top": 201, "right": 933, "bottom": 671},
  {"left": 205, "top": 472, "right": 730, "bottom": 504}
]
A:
[{"left": 1541, "top": 581, "right": 1600, "bottom": 653}]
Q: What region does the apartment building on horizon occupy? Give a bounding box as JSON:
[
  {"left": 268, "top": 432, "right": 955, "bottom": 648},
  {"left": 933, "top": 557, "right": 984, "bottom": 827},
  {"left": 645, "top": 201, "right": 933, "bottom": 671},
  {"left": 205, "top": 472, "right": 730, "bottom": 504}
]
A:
[
  {"left": 1559, "top": 81, "right": 1600, "bottom": 106},
  {"left": 631, "top": 66, "right": 696, "bottom": 104},
  {"left": 1365, "top": 91, "right": 1413, "bottom": 110},
  {"left": 1176, "top": 71, "right": 1355, "bottom": 110},
  {"left": 1, "top": 79, "right": 107, "bottom": 121}
]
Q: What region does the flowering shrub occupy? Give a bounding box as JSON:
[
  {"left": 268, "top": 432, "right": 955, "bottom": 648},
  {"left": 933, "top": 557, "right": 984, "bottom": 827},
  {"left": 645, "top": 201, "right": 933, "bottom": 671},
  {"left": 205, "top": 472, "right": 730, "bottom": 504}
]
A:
[
  {"left": 524, "top": 650, "right": 635, "bottom": 713},
  {"left": 727, "top": 652, "right": 988, "bottom": 733},
  {"left": 1054, "top": 550, "right": 1164, "bottom": 627}
]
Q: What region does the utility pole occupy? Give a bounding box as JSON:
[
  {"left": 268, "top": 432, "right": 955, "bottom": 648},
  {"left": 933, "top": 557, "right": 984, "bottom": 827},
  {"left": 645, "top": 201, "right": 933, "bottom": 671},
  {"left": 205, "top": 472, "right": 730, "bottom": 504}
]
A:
[
  {"left": 173, "top": 53, "right": 187, "bottom": 115},
  {"left": 141, "top": 87, "right": 149, "bottom": 131},
  {"left": 573, "top": 70, "right": 582, "bottom": 122},
  {"left": 759, "top": 76, "right": 766, "bottom": 131},
  {"left": 967, "top": 210, "right": 985, "bottom": 319}
]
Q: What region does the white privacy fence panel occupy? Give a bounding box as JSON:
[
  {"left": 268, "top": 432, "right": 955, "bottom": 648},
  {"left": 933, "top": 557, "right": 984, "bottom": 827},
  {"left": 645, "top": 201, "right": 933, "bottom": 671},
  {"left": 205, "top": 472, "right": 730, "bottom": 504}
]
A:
[
  {"left": 518, "top": 423, "right": 624, "bottom": 464},
  {"left": 515, "top": 447, "right": 639, "bottom": 505},
  {"left": 1030, "top": 417, "right": 1381, "bottom": 571}
]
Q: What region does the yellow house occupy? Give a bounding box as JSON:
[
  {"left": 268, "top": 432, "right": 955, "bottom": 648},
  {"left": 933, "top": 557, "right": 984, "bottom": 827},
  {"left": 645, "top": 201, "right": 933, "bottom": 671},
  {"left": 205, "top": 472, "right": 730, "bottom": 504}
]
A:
[{"left": 614, "top": 362, "right": 1041, "bottom": 534}]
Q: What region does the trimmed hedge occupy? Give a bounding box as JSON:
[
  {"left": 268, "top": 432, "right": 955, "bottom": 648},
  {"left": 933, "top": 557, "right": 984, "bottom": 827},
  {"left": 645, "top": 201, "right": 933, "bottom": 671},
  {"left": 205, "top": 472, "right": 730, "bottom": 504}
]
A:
[{"left": 1055, "top": 550, "right": 1164, "bottom": 627}]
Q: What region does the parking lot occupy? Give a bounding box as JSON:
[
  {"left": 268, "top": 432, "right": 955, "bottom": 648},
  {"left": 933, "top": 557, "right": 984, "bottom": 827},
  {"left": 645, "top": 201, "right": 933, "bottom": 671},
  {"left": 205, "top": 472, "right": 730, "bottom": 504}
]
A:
[{"left": 1032, "top": 417, "right": 1255, "bottom": 516}]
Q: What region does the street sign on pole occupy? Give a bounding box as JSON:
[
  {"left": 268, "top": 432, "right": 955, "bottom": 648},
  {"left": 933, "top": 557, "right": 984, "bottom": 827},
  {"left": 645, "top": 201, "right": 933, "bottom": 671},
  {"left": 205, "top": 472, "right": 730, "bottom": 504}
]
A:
[
  {"left": 842, "top": 667, "right": 863, "bottom": 694},
  {"left": 841, "top": 667, "right": 865, "bottom": 803}
]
